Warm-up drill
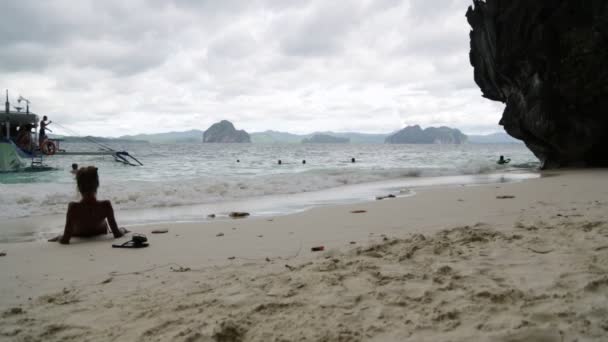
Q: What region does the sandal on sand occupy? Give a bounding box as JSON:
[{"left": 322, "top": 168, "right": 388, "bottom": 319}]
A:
[{"left": 112, "top": 234, "right": 149, "bottom": 249}]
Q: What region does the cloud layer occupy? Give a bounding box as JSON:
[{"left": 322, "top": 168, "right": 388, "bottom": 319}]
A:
[{"left": 0, "top": 0, "right": 505, "bottom": 137}]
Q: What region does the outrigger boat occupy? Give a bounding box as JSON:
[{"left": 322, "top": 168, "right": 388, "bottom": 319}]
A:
[{"left": 0, "top": 90, "right": 142, "bottom": 172}]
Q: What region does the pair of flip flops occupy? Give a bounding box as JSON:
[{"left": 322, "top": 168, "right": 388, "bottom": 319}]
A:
[{"left": 112, "top": 234, "right": 149, "bottom": 248}]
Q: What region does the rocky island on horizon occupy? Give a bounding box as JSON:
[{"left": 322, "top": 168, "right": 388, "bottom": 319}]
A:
[
  {"left": 302, "top": 134, "right": 350, "bottom": 144},
  {"left": 385, "top": 125, "right": 467, "bottom": 144},
  {"left": 203, "top": 120, "right": 251, "bottom": 143}
]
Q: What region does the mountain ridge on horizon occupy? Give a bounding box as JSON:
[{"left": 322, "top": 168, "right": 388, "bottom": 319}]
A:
[
  {"left": 51, "top": 128, "right": 521, "bottom": 145},
  {"left": 115, "top": 126, "right": 521, "bottom": 144}
]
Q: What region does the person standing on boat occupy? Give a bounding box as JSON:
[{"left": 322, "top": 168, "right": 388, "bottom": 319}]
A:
[{"left": 39, "top": 116, "right": 52, "bottom": 143}]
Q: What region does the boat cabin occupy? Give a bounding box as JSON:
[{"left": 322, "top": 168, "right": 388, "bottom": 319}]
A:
[
  {"left": 0, "top": 91, "right": 39, "bottom": 151},
  {"left": 1, "top": 90, "right": 142, "bottom": 171}
]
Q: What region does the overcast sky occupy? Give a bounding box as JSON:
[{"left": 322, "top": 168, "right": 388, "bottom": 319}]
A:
[{"left": 0, "top": 0, "right": 504, "bottom": 137}]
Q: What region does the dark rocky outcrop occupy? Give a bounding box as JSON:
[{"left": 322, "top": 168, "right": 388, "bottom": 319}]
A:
[
  {"left": 467, "top": 0, "right": 608, "bottom": 168},
  {"left": 203, "top": 120, "right": 250, "bottom": 143},
  {"left": 385, "top": 125, "right": 467, "bottom": 144},
  {"left": 302, "top": 134, "right": 350, "bottom": 144}
]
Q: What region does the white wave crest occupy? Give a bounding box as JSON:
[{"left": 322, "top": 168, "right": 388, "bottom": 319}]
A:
[{"left": 0, "top": 161, "right": 531, "bottom": 220}]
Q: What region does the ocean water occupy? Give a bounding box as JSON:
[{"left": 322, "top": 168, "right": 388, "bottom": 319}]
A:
[{"left": 0, "top": 142, "right": 539, "bottom": 240}]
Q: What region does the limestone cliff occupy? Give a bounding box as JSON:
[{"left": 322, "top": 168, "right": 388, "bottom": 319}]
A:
[
  {"left": 203, "top": 120, "right": 250, "bottom": 143},
  {"left": 467, "top": 0, "right": 608, "bottom": 168},
  {"left": 385, "top": 125, "right": 467, "bottom": 144}
]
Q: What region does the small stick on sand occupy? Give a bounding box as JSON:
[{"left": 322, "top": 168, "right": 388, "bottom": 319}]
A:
[
  {"left": 528, "top": 247, "right": 554, "bottom": 254},
  {"left": 100, "top": 277, "right": 113, "bottom": 284},
  {"left": 170, "top": 266, "right": 191, "bottom": 272},
  {"left": 151, "top": 229, "right": 169, "bottom": 234},
  {"left": 229, "top": 212, "right": 250, "bottom": 218},
  {"left": 376, "top": 194, "right": 396, "bottom": 200}
]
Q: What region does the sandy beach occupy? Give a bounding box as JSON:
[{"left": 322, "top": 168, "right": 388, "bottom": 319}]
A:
[{"left": 1, "top": 170, "right": 608, "bottom": 341}]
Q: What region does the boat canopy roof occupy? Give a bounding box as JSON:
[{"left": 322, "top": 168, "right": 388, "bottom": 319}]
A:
[{"left": 0, "top": 112, "right": 39, "bottom": 127}]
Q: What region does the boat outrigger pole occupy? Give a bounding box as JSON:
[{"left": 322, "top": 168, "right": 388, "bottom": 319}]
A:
[
  {"left": 114, "top": 151, "right": 143, "bottom": 166},
  {"left": 51, "top": 122, "right": 143, "bottom": 167},
  {"left": 55, "top": 149, "right": 143, "bottom": 166},
  {"left": 1, "top": 90, "right": 144, "bottom": 171}
]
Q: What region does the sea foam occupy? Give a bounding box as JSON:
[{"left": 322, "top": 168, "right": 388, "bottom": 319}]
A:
[{"left": 0, "top": 142, "right": 539, "bottom": 221}]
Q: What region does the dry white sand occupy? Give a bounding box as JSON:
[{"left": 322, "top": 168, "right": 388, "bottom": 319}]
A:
[{"left": 1, "top": 170, "right": 608, "bottom": 341}]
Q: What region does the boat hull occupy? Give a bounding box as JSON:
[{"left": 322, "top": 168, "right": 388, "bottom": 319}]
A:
[{"left": 0, "top": 140, "right": 29, "bottom": 172}]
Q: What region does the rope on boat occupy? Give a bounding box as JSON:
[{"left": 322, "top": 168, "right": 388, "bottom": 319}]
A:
[
  {"left": 52, "top": 122, "right": 116, "bottom": 152},
  {"left": 52, "top": 122, "right": 143, "bottom": 166}
]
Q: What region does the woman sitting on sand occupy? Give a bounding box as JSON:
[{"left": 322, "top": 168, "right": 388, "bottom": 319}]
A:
[{"left": 51, "top": 166, "right": 127, "bottom": 244}]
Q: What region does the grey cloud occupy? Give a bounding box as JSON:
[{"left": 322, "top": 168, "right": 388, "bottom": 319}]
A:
[
  {"left": 0, "top": 0, "right": 505, "bottom": 136},
  {"left": 407, "top": 0, "right": 466, "bottom": 22},
  {"left": 278, "top": 2, "right": 365, "bottom": 57},
  {"left": 207, "top": 30, "right": 258, "bottom": 60},
  {"left": 0, "top": 37, "right": 170, "bottom": 76},
  {"left": 152, "top": 0, "right": 256, "bottom": 12},
  {"left": 65, "top": 39, "right": 171, "bottom": 76},
  {"left": 393, "top": 2, "right": 470, "bottom": 58},
  {"left": 0, "top": 42, "right": 53, "bottom": 72},
  {"left": 367, "top": 0, "right": 404, "bottom": 12},
  {"left": 0, "top": 1, "right": 180, "bottom": 75},
  {"left": 399, "top": 31, "right": 468, "bottom": 58},
  {"left": 0, "top": 1, "right": 78, "bottom": 45}
]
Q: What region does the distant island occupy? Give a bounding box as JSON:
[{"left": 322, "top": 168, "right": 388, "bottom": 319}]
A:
[
  {"left": 385, "top": 125, "right": 467, "bottom": 144},
  {"left": 53, "top": 125, "right": 521, "bottom": 145},
  {"left": 121, "top": 130, "right": 204, "bottom": 144},
  {"left": 250, "top": 131, "right": 386, "bottom": 144},
  {"left": 250, "top": 131, "right": 304, "bottom": 144},
  {"left": 302, "top": 134, "right": 350, "bottom": 144},
  {"left": 203, "top": 120, "right": 250, "bottom": 143}
]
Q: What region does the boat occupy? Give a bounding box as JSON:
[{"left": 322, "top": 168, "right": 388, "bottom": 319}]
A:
[{"left": 0, "top": 90, "right": 142, "bottom": 172}]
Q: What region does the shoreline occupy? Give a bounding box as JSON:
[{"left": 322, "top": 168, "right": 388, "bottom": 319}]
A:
[
  {"left": 1, "top": 170, "right": 539, "bottom": 243},
  {"left": 1, "top": 169, "right": 607, "bottom": 341}
]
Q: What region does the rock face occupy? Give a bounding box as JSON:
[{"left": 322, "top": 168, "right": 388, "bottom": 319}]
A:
[
  {"left": 203, "top": 120, "right": 250, "bottom": 143},
  {"left": 385, "top": 125, "right": 467, "bottom": 144},
  {"left": 467, "top": 0, "right": 608, "bottom": 168},
  {"left": 302, "top": 134, "right": 350, "bottom": 144}
]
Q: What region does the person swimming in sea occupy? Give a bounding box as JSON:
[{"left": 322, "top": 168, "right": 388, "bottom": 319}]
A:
[
  {"left": 497, "top": 155, "right": 511, "bottom": 165},
  {"left": 49, "top": 166, "right": 128, "bottom": 244},
  {"left": 70, "top": 163, "right": 78, "bottom": 175}
]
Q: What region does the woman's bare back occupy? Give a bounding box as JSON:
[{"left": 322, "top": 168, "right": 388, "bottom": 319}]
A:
[{"left": 59, "top": 199, "right": 123, "bottom": 244}]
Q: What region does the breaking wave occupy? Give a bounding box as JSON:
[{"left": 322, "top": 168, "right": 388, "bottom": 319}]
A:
[{"left": 0, "top": 162, "right": 536, "bottom": 220}]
